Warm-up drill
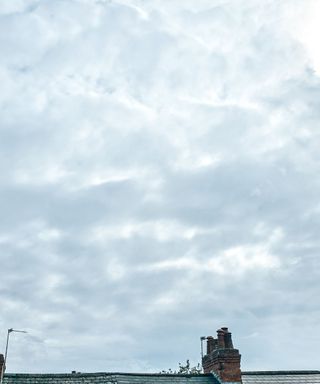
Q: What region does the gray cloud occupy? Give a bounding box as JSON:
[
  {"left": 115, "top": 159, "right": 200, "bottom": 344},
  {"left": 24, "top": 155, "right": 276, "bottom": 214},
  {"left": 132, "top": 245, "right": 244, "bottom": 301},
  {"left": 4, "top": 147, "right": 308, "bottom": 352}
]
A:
[{"left": 0, "top": 0, "right": 319, "bottom": 376}]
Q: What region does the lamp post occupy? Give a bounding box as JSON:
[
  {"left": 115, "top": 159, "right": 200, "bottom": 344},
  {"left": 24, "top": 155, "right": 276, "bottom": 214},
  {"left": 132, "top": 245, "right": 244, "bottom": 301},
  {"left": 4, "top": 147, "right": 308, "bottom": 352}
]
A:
[{"left": 0, "top": 329, "right": 27, "bottom": 384}]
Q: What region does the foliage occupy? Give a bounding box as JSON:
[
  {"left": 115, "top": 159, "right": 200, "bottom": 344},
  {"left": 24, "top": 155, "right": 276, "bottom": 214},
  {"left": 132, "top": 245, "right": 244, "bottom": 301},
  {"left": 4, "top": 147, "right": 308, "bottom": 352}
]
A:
[{"left": 160, "top": 359, "right": 202, "bottom": 374}]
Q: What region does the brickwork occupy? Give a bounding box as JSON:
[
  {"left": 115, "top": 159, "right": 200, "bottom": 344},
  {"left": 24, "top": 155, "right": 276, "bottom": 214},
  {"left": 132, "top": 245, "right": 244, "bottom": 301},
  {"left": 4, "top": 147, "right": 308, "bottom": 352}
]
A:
[{"left": 202, "top": 328, "right": 242, "bottom": 383}]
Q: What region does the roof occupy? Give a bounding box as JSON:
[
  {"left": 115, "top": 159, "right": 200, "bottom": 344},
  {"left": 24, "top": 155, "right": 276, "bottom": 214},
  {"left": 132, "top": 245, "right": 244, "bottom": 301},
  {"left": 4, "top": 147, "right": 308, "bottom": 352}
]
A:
[
  {"left": 242, "top": 371, "right": 320, "bottom": 383},
  {"left": 4, "top": 371, "right": 320, "bottom": 384},
  {"left": 3, "top": 373, "right": 221, "bottom": 384}
]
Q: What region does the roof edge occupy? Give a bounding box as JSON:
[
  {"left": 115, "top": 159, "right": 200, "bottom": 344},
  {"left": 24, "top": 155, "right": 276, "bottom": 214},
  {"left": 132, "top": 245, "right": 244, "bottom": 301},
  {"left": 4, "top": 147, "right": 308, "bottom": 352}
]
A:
[
  {"left": 4, "top": 372, "right": 213, "bottom": 378},
  {"left": 242, "top": 370, "right": 320, "bottom": 375}
]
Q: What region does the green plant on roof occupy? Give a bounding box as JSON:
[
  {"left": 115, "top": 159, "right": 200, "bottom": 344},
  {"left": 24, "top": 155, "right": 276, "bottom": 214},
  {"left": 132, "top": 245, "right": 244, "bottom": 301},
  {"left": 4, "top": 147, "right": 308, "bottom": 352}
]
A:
[{"left": 160, "top": 360, "right": 202, "bottom": 374}]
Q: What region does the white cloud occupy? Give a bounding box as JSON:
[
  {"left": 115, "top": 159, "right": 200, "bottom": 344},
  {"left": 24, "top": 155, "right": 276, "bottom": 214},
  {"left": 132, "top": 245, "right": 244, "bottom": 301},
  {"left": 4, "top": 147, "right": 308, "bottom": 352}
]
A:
[
  {"left": 0, "top": 0, "right": 320, "bottom": 375},
  {"left": 289, "top": 0, "right": 320, "bottom": 75}
]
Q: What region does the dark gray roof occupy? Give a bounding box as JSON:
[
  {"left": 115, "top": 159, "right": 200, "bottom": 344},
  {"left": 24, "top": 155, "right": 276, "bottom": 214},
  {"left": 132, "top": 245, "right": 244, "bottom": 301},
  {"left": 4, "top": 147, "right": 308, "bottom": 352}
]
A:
[
  {"left": 4, "top": 371, "right": 320, "bottom": 384},
  {"left": 242, "top": 371, "right": 320, "bottom": 383},
  {"left": 3, "top": 373, "right": 221, "bottom": 384}
]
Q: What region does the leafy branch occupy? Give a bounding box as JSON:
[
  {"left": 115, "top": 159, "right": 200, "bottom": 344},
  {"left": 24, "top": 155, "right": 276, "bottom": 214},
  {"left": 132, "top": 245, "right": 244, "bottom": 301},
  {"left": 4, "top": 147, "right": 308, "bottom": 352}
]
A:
[{"left": 160, "top": 360, "right": 202, "bottom": 374}]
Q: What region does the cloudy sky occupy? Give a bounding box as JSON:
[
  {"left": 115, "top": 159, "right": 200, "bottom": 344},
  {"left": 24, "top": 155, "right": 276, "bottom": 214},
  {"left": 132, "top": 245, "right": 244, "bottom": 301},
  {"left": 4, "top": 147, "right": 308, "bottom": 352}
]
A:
[{"left": 1, "top": 0, "right": 320, "bottom": 375}]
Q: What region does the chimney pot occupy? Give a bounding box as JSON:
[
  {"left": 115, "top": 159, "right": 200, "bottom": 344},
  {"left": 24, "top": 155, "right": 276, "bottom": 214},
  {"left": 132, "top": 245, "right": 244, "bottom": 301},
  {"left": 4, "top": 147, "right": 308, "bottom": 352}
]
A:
[
  {"left": 206, "top": 336, "right": 214, "bottom": 354},
  {"left": 224, "top": 331, "right": 234, "bottom": 349},
  {"left": 217, "top": 329, "right": 225, "bottom": 349}
]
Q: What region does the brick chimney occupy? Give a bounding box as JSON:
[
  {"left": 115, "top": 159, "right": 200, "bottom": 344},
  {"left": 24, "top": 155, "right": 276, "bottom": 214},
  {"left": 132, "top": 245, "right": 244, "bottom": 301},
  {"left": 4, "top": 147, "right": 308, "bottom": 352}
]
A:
[{"left": 202, "top": 327, "right": 242, "bottom": 383}]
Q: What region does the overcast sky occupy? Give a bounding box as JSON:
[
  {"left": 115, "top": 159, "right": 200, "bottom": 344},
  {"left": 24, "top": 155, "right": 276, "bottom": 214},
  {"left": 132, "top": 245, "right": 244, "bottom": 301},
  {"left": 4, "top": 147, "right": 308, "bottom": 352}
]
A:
[{"left": 1, "top": 0, "right": 320, "bottom": 375}]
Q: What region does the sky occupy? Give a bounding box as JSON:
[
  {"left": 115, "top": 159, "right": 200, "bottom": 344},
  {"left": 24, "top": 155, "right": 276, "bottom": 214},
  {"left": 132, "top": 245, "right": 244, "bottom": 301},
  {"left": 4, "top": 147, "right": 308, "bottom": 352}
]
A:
[{"left": 0, "top": 0, "right": 320, "bottom": 375}]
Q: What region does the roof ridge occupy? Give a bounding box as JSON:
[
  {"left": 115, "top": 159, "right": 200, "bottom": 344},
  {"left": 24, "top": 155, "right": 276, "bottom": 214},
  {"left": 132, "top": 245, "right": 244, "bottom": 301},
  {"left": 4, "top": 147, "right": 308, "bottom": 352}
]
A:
[{"left": 5, "top": 372, "right": 213, "bottom": 377}]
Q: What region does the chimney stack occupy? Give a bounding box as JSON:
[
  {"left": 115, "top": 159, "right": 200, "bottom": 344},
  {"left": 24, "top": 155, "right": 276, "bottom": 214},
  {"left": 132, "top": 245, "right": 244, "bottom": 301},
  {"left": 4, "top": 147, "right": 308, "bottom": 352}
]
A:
[{"left": 202, "top": 327, "right": 242, "bottom": 383}]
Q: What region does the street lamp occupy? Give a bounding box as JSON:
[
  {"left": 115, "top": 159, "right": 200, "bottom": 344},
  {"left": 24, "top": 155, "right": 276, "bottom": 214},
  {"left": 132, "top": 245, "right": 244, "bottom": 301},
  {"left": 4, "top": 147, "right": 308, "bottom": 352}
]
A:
[{"left": 0, "top": 329, "right": 27, "bottom": 384}]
